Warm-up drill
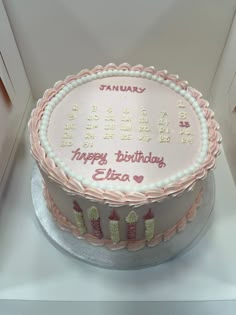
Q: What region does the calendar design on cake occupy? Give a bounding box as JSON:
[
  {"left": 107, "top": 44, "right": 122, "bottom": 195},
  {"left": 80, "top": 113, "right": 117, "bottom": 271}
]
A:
[
  {"left": 103, "top": 107, "right": 116, "bottom": 140},
  {"left": 158, "top": 111, "right": 170, "bottom": 144},
  {"left": 43, "top": 71, "right": 208, "bottom": 192},
  {"left": 138, "top": 108, "right": 151, "bottom": 142},
  {"left": 83, "top": 105, "right": 100, "bottom": 148},
  {"left": 60, "top": 104, "right": 79, "bottom": 147},
  {"left": 177, "top": 100, "right": 194, "bottom": 144},
  {"left": 55, "top": 93, "right": 198, "bottom": 188},
  {"left": 119, "top": 107, "right": 132, "bottom": 141}
]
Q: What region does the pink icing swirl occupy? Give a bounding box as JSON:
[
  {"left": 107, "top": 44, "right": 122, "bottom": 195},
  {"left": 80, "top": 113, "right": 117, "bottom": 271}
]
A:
[{"left": 29, "top": 63, "right": 221, "bottom": 207}]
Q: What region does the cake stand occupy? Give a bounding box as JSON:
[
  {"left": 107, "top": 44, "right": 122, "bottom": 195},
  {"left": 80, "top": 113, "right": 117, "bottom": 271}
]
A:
[{"left": 31, "top": 165, "right": 215, "bottom": 270}]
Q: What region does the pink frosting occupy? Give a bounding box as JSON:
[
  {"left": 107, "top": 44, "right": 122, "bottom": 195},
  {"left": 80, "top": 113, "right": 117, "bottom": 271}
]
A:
[
  {"left": 43, "top": 185, "right": 203, "bottom": 251},
  {"left": 29, "top": 63, "right": 221, "bottom": 206}
]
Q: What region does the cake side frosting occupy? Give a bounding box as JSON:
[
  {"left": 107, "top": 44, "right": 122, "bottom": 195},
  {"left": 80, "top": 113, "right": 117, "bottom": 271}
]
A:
[
  {"left": 43, "top": 182, "right": 203, "bottom": 251},
  {"left": 29, "top": 63, "right": 221, "bottom": 207}
]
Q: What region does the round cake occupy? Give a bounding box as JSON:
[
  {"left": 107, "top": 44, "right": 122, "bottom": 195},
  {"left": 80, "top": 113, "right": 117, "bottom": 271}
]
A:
[{"left": 29, "top": 63, "right": 221, "bottom": 252}]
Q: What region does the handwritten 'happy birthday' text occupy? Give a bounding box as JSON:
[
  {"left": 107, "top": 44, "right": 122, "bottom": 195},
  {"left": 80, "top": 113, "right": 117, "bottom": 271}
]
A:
[
  {"left": 115, "top": 150, "right": 166, "bottom": 168},
  {"left": 71, "top": 148, "right": 166, "bottom": 168}
]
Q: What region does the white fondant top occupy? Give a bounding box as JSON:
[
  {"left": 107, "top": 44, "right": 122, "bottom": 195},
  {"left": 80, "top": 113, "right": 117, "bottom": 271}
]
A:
[{"left": 29, "top": 63, "right": 221, "bottom": 206}]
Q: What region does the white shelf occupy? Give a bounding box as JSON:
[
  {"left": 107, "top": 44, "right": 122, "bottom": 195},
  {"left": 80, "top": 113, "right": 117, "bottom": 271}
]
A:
[
  {"left": 0, "top": 0, "right": 32, "bottom": 196},
  {"left": 0, "top": 128, "right": 235, "bottom": 303}
]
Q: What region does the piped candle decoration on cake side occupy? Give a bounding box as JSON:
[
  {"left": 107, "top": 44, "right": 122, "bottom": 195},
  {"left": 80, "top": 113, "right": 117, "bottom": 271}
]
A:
[
  {"left": 73, "top": 200, "right": 86, "bottom": 234},
  {"left": 88, "top": 206, "right": 103, "bottom": 239},
  {"left": 143, "top": 209, "right": 155, "bottom": 241},
  {"left": 108, "top": 209, "right": 120, "bottom": 243},
  {"left": 126, "top": 211, "right": 138, "bottom": 240}
]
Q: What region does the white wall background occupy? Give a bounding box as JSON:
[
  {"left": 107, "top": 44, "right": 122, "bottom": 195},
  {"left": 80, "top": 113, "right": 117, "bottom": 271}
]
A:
[
  {"left": 211, "top": 15, "right": 236, "bottom": 181},
  {"left": 3, "top": 0, "right": 236, "bottom": 100}
]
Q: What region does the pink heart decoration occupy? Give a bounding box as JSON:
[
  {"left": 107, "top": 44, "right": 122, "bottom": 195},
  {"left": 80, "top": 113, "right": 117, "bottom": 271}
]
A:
[{"left": 133, "top": 175, "right": 144, "bottom": 183}]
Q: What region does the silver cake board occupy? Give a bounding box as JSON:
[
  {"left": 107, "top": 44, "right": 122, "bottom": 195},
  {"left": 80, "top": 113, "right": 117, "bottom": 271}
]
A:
[{"left": 31, "top": 165, "right": 215, "bottom": 270}]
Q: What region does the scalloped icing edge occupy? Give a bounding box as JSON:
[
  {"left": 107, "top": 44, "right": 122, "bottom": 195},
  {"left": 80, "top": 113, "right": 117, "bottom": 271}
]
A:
[
  {"left": 44, "top": 185, "right": 203, "bottom": 251},
  {"left": 29, "top": 63, "right": 222, "bottom": 207}
]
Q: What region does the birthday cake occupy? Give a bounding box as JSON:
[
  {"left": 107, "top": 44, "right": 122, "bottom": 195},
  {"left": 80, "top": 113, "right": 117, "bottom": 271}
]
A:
[{"left": 29, "top": 63, "right": 221, "bottom": 251}]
